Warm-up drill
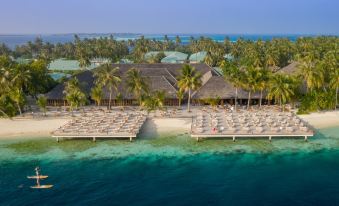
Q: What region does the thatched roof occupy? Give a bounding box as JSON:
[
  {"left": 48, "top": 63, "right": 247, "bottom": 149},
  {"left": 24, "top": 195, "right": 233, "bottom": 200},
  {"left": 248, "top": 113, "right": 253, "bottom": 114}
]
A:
[
  {"left": 192, "top": 76, "right": 262, "bottom": 99},
  {"left": 102, "top": 76, "right": 177, "bottom": 99},
  {"left": 45, "top": 70, "right": 94, "bottom": 100},
  {"left": 46, "top": 63, "right": 213, "bottom": 100},
  {"left": 276, "top": 62, "right": 299, "bottom": 74}
]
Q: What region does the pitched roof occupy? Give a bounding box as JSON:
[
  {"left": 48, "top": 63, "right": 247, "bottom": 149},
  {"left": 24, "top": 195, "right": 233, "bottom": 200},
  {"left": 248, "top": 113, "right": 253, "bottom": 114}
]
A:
[
  {"left": 189, "top": 51, "right": 207, "bottom": 63},
  {"left": 161, "top": 52, "right": 188, "bottom": 63},
  {"left": 48, "top": 59, "right": 97, "bottom": 70},
  {"left": 50, "top": 72, "right": 71, "bottom": 81},
  {"left": 192, "top": 76, "right": 262, "bottom": 99},
  {"left": 46, "top": 63, "right": 213, "bottom": 100},
  {"left": 276, "top": 62, "right": 299, "bottom": 74},
  {"left": 102, "top": 76, "right": 177, "bottom": 99},
  {"left": 45, "top": 70, "right": 95, "bottom": 99}
]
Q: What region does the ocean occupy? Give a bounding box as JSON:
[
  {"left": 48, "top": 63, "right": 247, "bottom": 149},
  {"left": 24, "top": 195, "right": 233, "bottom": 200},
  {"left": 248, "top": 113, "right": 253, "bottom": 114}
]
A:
[
  {"left": 0, "top": 34, "right": 310, "bottom": 49},
  {"left": 0, "top": 126, "right": 339, "bottom": 205}
]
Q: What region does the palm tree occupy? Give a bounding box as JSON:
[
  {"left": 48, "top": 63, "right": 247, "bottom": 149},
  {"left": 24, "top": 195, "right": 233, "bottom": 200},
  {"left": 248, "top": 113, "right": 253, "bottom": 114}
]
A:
[
  {"left": 298, "top": 56, "right": 324, "bottom": 92},
  {"left": 64, "top": 78, "right": 84, "bottom": 103},
  {"left": 204, "top": 96, "right": 220, "bottom": 111},
  {"left": 94, "top": 64, "right": 121, "bottom": 109},
  {"left": 66, "top": 90, "right": 87, "bottom": 116},
  {"left": 126, "top": 68, "right": 148, "bottom": 106},
  {"left": 153, "top": 90, "right": 165, "bottom": 111},
  {"left": 177, "top": 64, "right": 202, "bottom": 112},
  {"left": 12, "top": 64, "right": 31, "bottom": 93},
  {"left": 221, "top": 61, "right": 243, "bottom": 112},
  {"left": 116, "top": 93, "right": 124, "bottom": 109},
  {"left": 0, "top": 67, "right": 11, "bottom": 88},
  {"left": 267, "top": 74, "right": 298, "bottom": 111},
  {"left": 79, "top": 55, "right": 91, "bottom": 69},
  {"left": 176, "top": 89, "right": 184, "bottom": 108},
  {"left": 329, "top": 69, "right": 339, "bottom": 110},
  {"left": 204, "top": 51, "right": 213, "bottom": 67},
  {"left": 243, "top": 66, "right": 261, "bottom": 110},
  {"left": 91, "top": 86, "right": 103, "bottom": 106},
  {"left": 9, "top": 88, "right": 25, "bottom": 116},
  {"left": 257, "top": 68, "right": 271, "bottom": 108},
  {"left": 37, "top": 95, "right": 47, "bottom": 116},
  {"left": 141, "top": 91, "right": 165, "bottom": 114}
]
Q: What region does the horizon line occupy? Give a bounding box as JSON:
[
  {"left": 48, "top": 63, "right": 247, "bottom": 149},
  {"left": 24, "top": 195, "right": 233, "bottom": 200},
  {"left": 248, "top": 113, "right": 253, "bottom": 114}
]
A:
[{"left": 0, "top": 32, "right": 338, "bottom": 36}]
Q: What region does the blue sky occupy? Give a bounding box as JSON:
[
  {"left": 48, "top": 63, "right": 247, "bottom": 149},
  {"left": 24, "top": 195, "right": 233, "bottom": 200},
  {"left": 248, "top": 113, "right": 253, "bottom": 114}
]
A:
[{"left": 0, "top": 0, "right": 338, "bottom": 34}]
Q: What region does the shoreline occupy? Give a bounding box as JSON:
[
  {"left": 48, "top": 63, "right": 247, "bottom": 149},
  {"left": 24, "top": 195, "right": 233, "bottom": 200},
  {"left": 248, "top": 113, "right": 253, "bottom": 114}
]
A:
[
  {"left": 0, "top": 117, "right": 70, "bottom": 139},
  {"left": 0, "top": 111, "right": 338, "bottom": 140},
  {"left": 298, "top": 111, "right": 339, "bottom": 129}
]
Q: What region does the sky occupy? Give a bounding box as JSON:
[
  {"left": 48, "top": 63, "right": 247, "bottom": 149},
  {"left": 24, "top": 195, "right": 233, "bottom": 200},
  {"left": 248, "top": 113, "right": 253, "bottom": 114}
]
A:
[{"left": 0, "top": 0, "right": 338, "bottom": 34}]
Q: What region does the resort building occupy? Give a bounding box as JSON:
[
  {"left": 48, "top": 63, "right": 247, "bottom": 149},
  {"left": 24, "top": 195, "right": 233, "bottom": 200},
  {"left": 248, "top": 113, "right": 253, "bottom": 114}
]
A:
[
  {"left": 118, "top": 58, "right": 134, "bottom": 64},
  {"left": 144, "top": 51, "right": 188, "bottom": 63},
  {"left": 276, "top": 62, "right": 299, "bottom": 74},
  {"left": 161, "top": 52, "right": 188, "bottom": 63},
  {"left": 189, "top": 51, "right": 207, "bottom": 63},
  {"left": 49, "top": 72, "right": 71, "bottom": 81},
  {"left": 48, "top": 59, "right": 94, "bottom": 71},
  {"left": 45, "top": 63, "right": 270, "bottom": 107},
  {"left": 48, "top": 58, "right": 107, "bottom": 71}
]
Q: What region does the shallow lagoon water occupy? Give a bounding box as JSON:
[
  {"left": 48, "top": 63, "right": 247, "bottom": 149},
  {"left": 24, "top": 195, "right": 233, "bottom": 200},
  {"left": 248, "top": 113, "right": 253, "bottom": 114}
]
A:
[{"left": 0, "top": 127, "right": 339, "bottom": 205}]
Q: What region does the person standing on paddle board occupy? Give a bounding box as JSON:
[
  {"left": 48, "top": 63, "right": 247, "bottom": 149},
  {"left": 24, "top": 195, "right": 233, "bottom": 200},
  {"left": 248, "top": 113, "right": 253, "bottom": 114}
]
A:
[{"left": 35, "top": 167, "right": 40, "bottom": 187}]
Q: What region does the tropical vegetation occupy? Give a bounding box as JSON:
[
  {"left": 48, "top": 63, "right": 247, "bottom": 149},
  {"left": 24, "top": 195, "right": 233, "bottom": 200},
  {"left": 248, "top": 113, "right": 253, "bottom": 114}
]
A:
[
  {"left": 177, "top": 65, "right": 202, "bottom": 112},
  {"left": 0, "top": 35, "right": 338, "bottom": 116}
]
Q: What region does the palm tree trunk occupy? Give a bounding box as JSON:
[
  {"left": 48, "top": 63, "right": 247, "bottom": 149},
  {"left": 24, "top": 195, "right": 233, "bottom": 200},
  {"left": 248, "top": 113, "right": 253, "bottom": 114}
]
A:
[
  {"left": 0, "top": 109, "right": 10, "bottom": 119},
  {"left": 247, "top": 91, "right": 251, "bottom": 110},
  {"left": 188, "top": 89, "right": 191, "bottom": 112},
  {"left": 259, "top": 89, "right": 263, "bottom": 108},
  {"left": 17, "top": 103, "right": 22, "bottom": 116},
  {"left": 109, "top": 90, "right": 112, "bottom": 110},
  {"left": 336, "top": 87, "right": 338, "bottom": 111},
  {"left": 235, "top": 87, "right": 238, "bottom": 112},
  {"left": 279, "top": 96, "right": 282, "bottom": 111}
]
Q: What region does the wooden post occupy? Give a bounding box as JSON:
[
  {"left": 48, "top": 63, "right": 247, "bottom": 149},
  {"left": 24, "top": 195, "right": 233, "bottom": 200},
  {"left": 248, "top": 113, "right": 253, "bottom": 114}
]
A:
[
  {"left": 304, "top": 136, "right": 308, "bottom": 142},
  {"left": 269, "top": 136, "right": 272, "bottom": 142},
  {"left": 56, "top": 137, "right": 59, "bottom": 142},
  {"left": 232, "top": 136, "right": 236, "bottom": 142},
  {"left": 129, "top": 137, "right": 132, "bottom": 142},
  {"left": 93, "top": 137, "right": 96, "bottom": 142},
  {"left": 196, "top": 137, "right": 199, "bottom": 142}
]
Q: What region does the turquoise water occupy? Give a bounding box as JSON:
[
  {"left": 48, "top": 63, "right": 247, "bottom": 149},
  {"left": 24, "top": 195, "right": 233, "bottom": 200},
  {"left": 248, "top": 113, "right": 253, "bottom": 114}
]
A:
[
  {"left": 1, "top": 127, "right": 339, "bottom": 205},
  {"left": 0, "top": 34, "right": 312, "bottom": 49}
]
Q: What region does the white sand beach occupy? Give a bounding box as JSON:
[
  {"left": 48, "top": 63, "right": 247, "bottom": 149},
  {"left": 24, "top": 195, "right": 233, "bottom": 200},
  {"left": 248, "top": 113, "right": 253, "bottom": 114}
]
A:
[
  {"left": 139, "top": 118, "right": 192, "bottom": 138},
  {"left": 0, "top": 110, "right": 338, "bottom": 139},
  {"left": 0, "top": 118, "right": 70, "bottom": 139},
  {"left": 298, "top": 111, "right": 339, "bottom": 129}
]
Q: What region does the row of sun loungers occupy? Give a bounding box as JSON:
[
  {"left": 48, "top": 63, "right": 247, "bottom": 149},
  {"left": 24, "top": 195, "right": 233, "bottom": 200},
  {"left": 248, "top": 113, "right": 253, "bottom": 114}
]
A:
[
  {"left": 52, "top": 111, "right": 147, "bottom": 138},
  {"left": 192, "top": 110, "right": 313, "bottom": 137}
]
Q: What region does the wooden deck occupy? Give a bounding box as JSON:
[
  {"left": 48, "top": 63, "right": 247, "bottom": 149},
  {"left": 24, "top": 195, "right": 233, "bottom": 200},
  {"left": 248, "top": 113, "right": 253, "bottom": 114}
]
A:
[
  {"left": 51, "top": 111, "right": 147, "bottom": 141},
  {"left": 190, "top": 111, "right": 314, "bottom": 141}
]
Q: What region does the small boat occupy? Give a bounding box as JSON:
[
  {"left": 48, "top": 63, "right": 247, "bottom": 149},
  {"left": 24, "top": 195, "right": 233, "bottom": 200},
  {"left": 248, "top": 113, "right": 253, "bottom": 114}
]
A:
[
  {"left": 28, "top": 167, "right": 53, "bottom": 189},
  {"left": 27, "top": 175, "right": 48, "bottom": 179}
]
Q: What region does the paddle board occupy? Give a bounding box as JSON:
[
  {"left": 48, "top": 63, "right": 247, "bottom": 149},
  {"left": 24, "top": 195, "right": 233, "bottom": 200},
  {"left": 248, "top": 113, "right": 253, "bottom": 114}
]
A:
[
  {"left": 27, "top": 175, "right": 48, "bottom": 179},
  {"left": 30, "top": 185, "right": 53, "bottom": 189}
]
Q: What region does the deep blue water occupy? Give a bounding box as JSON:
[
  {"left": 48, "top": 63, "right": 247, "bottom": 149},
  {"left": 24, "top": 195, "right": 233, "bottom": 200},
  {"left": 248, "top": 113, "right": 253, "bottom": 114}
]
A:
[
  {"left": 0, "top": 33, "right": 312, "bottom": 49},
  {"left": 0, "top": 126, "right": 339, "bottom": 205}
]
